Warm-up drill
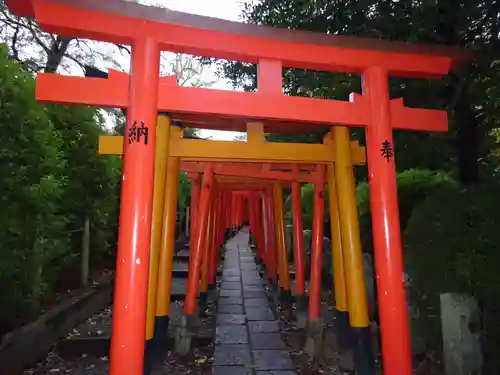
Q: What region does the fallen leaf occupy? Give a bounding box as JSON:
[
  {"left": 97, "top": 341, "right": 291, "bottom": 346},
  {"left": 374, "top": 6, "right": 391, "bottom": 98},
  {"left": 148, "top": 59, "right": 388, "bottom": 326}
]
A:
[{"left": 195, "top": 356, "right": 207, "bottom": 364}]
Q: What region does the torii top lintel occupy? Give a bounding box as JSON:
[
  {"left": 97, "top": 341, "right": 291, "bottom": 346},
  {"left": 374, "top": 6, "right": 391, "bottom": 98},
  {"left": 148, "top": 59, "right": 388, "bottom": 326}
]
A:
[{"left": 7, "top": 0, "right": 468, "bottom": 77}]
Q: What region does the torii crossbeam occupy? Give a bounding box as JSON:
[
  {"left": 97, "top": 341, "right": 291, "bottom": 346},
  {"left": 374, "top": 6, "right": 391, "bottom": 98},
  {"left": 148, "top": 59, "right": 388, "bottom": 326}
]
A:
[{"left": 6, "top": 1, "right": 469, "bottom": 375}]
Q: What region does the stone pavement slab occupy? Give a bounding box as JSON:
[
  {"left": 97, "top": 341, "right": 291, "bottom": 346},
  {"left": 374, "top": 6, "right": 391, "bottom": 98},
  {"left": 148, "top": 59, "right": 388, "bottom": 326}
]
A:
[
  {"left": 241, "top": 263, "right": 257, "bottom": 270},
  {"left": 243, "top": 285, "right": 264, "bottom": 292},
  {"left": 250, "top": 333, "right": 287, "bottom": 349},
  {"left": 218, "top": 304, "right": 244, "bottom": 314},
  {"left": 219, "top": 297, "right": 243, "bottom": 305},
  {"left": 244, "top": 290, "right": 267, "bottom": 299},
  {"left": 244, "top": 298, "right": 268, "bottom": 308},
  {"left": 241, "top": 259, "right": 256, "bottom": 264},
  {"left": 241, "top": 279, "right": 263, "bottom": 286},
  {"left": 214, "top": 345, "right": 252, "bottom": 366},
  {"left": 217, "top": 314, "right": 246, "bottom": 325},
  {"left": 248, "top": 321, "right": 280, "bottom": 333},
  {"left": 224, "top": 270, "right": 241, "bottom": 276},
  {"left": 222, "top": 276, "right": 241, "bottom": 282},
  {"left": 220, "top": 289, "right": 242, "bottom": 297},
  {"left": 213, "top": 230, "right": 296, "bottom": 375},
  {"left": 216, "top": 325, "right": 248, "bottom": 344},
  {"left": 245, "top": 307, "right": 275, "bottom": 321},
  {"left": 252, "top": 350, "right": 294, "bottom": 371},
  {"left": 221, "top": 281, "right": 241, "bottom": 290},
  {"left": 214, "top": 367, "right": 253, "bottom": 375}
]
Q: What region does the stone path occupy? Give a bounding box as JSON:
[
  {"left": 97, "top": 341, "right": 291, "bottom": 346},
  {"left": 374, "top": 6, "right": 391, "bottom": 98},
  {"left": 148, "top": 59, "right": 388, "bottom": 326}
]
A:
[{"left": 213, "top": 229, "right": 297, "bottom": 375}]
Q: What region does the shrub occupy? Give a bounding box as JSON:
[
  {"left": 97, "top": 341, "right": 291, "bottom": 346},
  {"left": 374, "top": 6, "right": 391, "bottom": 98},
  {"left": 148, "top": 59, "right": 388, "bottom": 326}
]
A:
[
  {"left": 404, "top": 185, "right": 500, "bottom": 372},
  {"left": 356, "top": 168, "right": 457, "bottom": 253}
]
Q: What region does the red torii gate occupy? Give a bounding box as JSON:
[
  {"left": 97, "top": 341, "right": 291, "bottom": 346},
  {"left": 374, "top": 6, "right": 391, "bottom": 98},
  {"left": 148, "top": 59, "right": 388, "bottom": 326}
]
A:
[{"left": 6, "top": 1, "right": 468, "bottom": 375}]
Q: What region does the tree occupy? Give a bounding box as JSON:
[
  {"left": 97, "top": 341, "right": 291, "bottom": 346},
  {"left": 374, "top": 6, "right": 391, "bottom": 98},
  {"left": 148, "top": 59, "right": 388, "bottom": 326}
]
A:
[
  {"left": 0, "top": 45, "right": 65, "bottom": 327},
  {"left": 234, "top": 133, "right": 247, "bottom": 141},
  {"left": 220, "top": 0, "right": 500, "bottom": 184},
  {"left": 0, "top": 0, "right": 129, "bottom": 73},
  {"left": 168, "top": 53, "right": 217, "bottom": 88}
]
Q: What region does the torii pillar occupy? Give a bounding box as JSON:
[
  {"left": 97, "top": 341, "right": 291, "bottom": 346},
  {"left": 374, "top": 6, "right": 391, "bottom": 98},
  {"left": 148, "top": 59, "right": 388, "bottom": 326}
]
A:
[{"left": 110, "top": 39, "right": 160, "bottom": 375}]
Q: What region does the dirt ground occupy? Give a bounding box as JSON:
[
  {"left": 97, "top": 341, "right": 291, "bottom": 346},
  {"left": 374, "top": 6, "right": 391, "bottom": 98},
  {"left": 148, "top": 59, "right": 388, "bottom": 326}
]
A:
[{"left": 23, "top": 302, "right": 215, "bottom": 375}]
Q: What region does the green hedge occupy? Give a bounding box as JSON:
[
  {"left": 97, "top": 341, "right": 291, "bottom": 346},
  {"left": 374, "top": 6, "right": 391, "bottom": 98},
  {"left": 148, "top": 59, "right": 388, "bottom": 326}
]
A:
[
  {"left": 356, "top": 168, "right": 457, "bottom": 253},
  {"left": 404, "top": 185, "right": 500, "bottom": 358},
  {"left": 0, "top": 46, "right": 120, "bottom": 332}
]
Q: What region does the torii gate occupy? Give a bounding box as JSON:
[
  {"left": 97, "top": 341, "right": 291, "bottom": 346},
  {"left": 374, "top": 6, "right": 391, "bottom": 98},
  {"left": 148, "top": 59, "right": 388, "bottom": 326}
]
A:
[
  {"left": 100, "top": 120, "right": 366, "bottom": 354},
  {"left": 6, "top": 1, "right": 468, "bottom": 374},
  {"left": 100, "top": 112, "right": 370, "bottom": 371}
]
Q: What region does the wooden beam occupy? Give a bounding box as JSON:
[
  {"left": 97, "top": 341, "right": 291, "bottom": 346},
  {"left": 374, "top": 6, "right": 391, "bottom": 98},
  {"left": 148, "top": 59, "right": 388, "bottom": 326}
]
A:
[
  {"left": 31, "top": 0, "right": 457, "bottom": 77},
  {"left": 98, "top": 135, "right": 366, "bottom": 165},
  {"left": 37, "top": 72, "right": 448, "bottom": 132}
]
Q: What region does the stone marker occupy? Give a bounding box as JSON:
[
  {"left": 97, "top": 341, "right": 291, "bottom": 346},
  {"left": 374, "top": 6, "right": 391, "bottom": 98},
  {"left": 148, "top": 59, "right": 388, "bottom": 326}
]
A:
[{"left": 440, "top": 293, "right": 482, "bottom": 375}]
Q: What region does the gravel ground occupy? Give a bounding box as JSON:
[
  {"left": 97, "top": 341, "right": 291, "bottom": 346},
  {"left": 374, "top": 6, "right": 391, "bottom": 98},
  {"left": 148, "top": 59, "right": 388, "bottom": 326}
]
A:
[
  {"left": 278, "top": 302, "right": 349, "bottom": 375},
  {"left": 24, "top": 301, "right": 215, "bottom": 375}
]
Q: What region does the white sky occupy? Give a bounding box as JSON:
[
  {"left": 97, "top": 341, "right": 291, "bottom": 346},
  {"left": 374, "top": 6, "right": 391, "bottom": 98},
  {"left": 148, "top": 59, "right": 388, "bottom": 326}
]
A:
[{"left": 139, "top": 0, "right": 247, "bottom": 141}]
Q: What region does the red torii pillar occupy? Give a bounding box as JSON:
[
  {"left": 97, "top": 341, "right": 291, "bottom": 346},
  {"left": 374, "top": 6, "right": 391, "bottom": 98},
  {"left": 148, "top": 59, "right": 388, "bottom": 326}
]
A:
[
  {"left": 109, "top": 39, "right": 160, "bottom": 375},
  {"left": 362, "top": 70, "right": 411, "bottom": 373}
]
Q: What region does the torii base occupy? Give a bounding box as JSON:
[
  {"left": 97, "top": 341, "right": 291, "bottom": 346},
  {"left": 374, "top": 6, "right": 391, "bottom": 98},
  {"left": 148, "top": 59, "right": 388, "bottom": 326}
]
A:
[
  {"left": 279, "top": 289, "right": 293, "bottom": 321},
  {"left": 175, "top": 314, "right": 199, "bottom": 356},
  {"left": 144, "top": 316, "right": 170, "bottom": 375},
  {"left": 295, "top": 295, "right": 308, "bottom": 329},
  {"left": 305, "top": 318, "right": 324, "bottom": 361}
]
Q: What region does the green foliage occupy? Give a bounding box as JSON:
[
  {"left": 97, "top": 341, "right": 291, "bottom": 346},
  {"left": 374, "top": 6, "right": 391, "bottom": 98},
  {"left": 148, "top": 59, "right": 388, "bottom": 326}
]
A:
[
  {"left": 404, "top": 185, "right": 500, "bottom": 365},
  {"left": 299, "top": 183, "right": 316, "bottom": 231},
  {"left": 357, "top": 169, "right": 457, "bottom": 253},
  {"left": 0, "top": 45, "right": 67, "bottom": 323},
  {"left": 221, "top": 0, "right": 500, "bottom": 184},
  {"left": 178, "top": 172, "right": 191, "bottom": 223},
  {"left": 284, "top": 183, "right": 330, "bottom": 231},
  {"left": 0, "top": 46, "right": 120, "bottom": 331}
]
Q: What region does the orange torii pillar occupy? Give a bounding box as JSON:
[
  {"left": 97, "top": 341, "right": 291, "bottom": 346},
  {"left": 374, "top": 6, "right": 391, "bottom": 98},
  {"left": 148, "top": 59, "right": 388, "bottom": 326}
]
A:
[
  {"left": 291, "top": 181, "right": 307, "bottom": 328},
  {"left": 235, "top": 194, "right": 244, "bottom": 228},
  {"left": 264, "top": 188, "right": 279, "bottom": 301},
  {"left": 176, "top": 165, "right": 214, "bottom": 355},
  {"left": 331, "top": 127, "right": 375, "bottom": 374},
  {"left": 305, "top": 165, "right": 326, "bottom": 356},
  {"left": 219, "top": 191, "right": 228, "bottom": 245},
  {"left": 143, "top": 116, "right": 172, "bottom": 374},
  {"left": 230, "top": 194, "right": 237, "bottom": 230},
  {"left": 209, "top": 191, "right": 223, "bottom": 289},
  {"left": 223, "top": 190, "right": 233, "bottom": 241},
  {"left": 233, "top": 191, "right": 250, "bottom": 241},
  {"left": 189, "top": 173, "right": 200, "bottom": 250},
  {"left": 273, "top": 183, "right": 292, "bottom": 316},
  {"left": 247, "top": 191, "right": 258, "bottom": 250},
  {"left": 199, "top": 188, "right": 215, "bottom": 315},
  {"left": 249, "top": 191, "right": 266, "bottom": 265},
  {"left": 248, "top": 190, "right": 263, "bottom": 261},
  {"left": 148, "top": 154, "right": 180, "bottom": 372}
]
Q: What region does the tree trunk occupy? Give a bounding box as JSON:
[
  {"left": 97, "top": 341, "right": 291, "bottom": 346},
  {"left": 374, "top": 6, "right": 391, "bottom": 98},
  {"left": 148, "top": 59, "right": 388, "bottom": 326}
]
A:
[
  {"left": 81, "top": 217, "right": 91, "bottom": 287},
  {"left": 44, "top": 36, "right": 72, "bottom": 73},
  {"left": 434, "top": 1, "right": 480, "bottom": 184},
  {"left": 455, "top": 92, "right": 479, "bottom": 184},
  {"left": 185, "top": 206, "right": 190, "bottom": 237},
  {"left": 30, "top": 234, "right": 44, "bottom": 319}
]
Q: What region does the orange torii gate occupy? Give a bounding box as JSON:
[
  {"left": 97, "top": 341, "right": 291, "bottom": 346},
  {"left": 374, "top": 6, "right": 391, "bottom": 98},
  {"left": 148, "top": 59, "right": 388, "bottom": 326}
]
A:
[
  {"left": 101, "top": 131, "right": 367, "bottom": 369},
  {"left": 182, "top": 161, "right": 323, "bottom": 310},
  {"left": 6, "top": 1, "right": 468, "bottom": 374}
]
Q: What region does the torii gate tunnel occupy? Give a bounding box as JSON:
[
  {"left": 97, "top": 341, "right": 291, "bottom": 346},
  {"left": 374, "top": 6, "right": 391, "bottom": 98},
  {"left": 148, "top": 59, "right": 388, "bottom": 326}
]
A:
[{"left": 7, "top": 1, "right": 467, "bottom": 374}]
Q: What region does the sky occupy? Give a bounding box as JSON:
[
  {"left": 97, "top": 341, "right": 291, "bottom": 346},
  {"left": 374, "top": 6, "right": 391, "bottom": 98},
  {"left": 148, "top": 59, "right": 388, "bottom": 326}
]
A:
[{"left": 139, "top": 0, "right": 247, "bottom": 140}]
